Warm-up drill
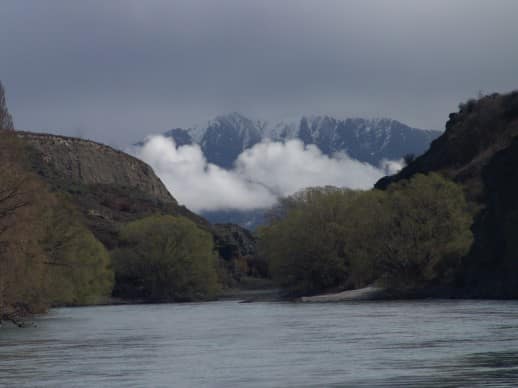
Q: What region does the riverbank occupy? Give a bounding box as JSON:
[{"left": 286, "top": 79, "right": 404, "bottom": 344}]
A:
[{"left": 300, "top": 286, "right": 386, "bottom": 302}]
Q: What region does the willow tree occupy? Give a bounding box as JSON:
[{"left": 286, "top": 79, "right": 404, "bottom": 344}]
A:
[
  {"left": 259, "top": 174, "right": 474, "bottom": 294},
  {"left": 112, "top": 215, "right": 220, "bottom": 301},
  {"left": 259, "top": 188, "right": 361, "bottom": 295},
  {"left": 43, "top": 198, "right": 114, "bottom": 305},
  {"left": 346, "top": 173, "right": 474, "bottom": 289}
]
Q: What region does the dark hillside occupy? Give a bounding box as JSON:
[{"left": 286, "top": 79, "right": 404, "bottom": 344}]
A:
[
  {"left": 376, "top": 92, "right": 518, "bottom": 201},
  {"left": 376, "top": 91, "right": 518, "bottom": 297}
]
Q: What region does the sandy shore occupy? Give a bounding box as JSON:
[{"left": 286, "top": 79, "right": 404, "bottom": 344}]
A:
[{"left": 300, "top": 286, "right": 386, "bottom": 302}]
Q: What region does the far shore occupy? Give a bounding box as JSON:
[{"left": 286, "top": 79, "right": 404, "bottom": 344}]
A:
[{"left": 299, "top": 286, "right": 386, "bottom": 302}]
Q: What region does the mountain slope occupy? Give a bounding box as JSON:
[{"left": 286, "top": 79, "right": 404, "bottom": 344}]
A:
[
  {"left": 162, "top": 113, "right": 440, "bottom": 168},
  {"left": 20, "top": 132, "right": 205, "bottom": 248},
  {"left": 21, "top": 131, "right": 258, "bottom": 276}
]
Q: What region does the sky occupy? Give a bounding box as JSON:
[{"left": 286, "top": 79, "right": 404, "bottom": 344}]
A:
[{"left": 2, "top": 0, "right": 518, "bottom": 148}]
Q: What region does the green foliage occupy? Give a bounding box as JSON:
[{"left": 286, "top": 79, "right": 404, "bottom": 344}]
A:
[
  {"left": 348, "top": 174, "right": 474, "bottom": 289},
  {"left": 259, "top": 188, "right": 360, "bottom": 294},
  {"left": 112, "top": 215, "right": 220, "bottom": 301},
  {"left": 0, "top": 128, "right": 114, "bottom": 320},
  {"left": 341, "top": 189, "right": 388, "bottom": 287},
  {"left": 43, "top": 200, "right": 114, "bottom": 305},
  {"left": 0, "top": 131, "right": 50, "bottom": 320},
  {"left": 259, "top": 175, "right": 474, "bottom": 294}
]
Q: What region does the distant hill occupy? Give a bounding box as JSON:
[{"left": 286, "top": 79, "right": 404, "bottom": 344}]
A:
[{"left": 161, "top": 113, "right": 441, "bottom": 168}]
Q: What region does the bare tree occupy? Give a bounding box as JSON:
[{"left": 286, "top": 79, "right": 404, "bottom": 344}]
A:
[
  {"left": 0, "top": 81, "right": 14, "bottom": 131},
  {"left": 0, "top": 92, "right": 39, "bottom": 326}
]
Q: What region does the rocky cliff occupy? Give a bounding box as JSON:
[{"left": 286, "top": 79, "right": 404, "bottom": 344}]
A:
[
  {"left": 19, "top": 132, "right": 206, "bottom": 248},
  {"left": 20, "top": 132, "right": 174, "bottom": 203}
]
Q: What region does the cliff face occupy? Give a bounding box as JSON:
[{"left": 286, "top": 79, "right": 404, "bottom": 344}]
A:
[
  {"left": 20, "top": 132, "right": 174, "bottom": 203},
  {"left": 375, "top": 91, "right": 518, "bottom": 297},
  {"left": 19, "top": 132, "right": 206, "bottom": 248}
]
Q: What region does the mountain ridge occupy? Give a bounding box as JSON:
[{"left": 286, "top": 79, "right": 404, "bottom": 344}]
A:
[{"left": 160, "top": 113, "right": 441, "bottom": 168}]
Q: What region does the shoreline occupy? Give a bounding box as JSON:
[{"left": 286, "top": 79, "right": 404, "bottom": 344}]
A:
[{"left": 299, "top": 286, "right": 386, "bottom": 302}]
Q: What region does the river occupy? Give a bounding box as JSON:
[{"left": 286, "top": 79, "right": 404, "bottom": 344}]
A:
[{"left": 1, "top": 300, "right": 518, "bottom": 387}]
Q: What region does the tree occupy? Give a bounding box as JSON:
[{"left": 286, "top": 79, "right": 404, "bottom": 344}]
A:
[
  {"left": 112, "top": 215, "right": 220, "bottom": 301},
  {"left": 0, "top": 128, "right": 113, "bottom": 322},
  {"left": 0, "top": 81, "right": 14, "bottom": 131},
  {"left": 43, "top": 198, "right": 114, "bottom": 305},
  {"left": 259, "top": 188, "right": 360, "bottom": 295},
  {"left": 0, "top": 132, "right": 50, "bottom": 324},
  {"left": 259, "top": 174, "right": 474, "bottom": 294},
  {"left": 347, "top": 174, "right": 474, "bottom": 289}
]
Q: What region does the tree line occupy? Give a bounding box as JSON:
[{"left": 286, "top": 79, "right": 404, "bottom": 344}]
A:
[{"left": 258, "top": 174, "right": 474, "bottom": 295}]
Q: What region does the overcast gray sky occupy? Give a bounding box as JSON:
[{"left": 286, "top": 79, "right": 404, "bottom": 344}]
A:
[{"left": 2, "top": 0, "right": 518, "bottom": 146}]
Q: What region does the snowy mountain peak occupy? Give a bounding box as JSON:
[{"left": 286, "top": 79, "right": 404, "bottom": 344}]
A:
[{"left": 158, "top": 113, "right": 441, "bottom": 168}]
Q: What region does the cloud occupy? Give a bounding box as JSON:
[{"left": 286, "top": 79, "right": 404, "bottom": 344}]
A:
[
  {"left": 134, "top": 135, "right": 391, "bottom": 212},
  {"left": 380, "top": 159, "right": 405, "bottom": 176},
  {"left": 235, "top": 141, "right": 384, "bottom": 196}
]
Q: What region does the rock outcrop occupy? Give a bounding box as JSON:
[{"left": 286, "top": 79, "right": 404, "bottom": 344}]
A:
[{"left": 20, "top": 132, "right": 174, "bottom": 203}]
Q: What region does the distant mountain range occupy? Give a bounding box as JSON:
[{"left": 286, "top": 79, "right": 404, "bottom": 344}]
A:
[{"left": 162, "top": 113, "right": 441, "bottom": 168}]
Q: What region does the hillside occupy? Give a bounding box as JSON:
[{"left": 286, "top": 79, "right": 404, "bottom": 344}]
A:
[
  {"left": 162, "top": 113, "right": 440, "bottom": 168},
  {"left": 376, "top": 93, "right": 518, "bottom": 198},
  {"left": 376, "top": 91, "right": 518, "bottom": 297},
  {"left": 19, "top": 132, "right": 205, "bottom": 247},
  {"left": 18, "top": 132, "right": 256, "bottom": 283},
  {"left": 21, "top": 132, "right": 175, "bottom": 203}
]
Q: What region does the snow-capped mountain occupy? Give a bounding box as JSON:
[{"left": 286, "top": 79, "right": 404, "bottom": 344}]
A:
[{"left": 162, "top": 113, "right": 441, "bottom": 168}]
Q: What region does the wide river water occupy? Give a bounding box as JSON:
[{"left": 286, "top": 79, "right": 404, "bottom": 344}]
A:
[{"left": 1, "top": 300, "right": 518, "bottom": 387}]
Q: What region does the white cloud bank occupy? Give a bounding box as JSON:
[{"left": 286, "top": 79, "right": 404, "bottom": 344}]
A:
[{"left": 134, "top": 136, "right": 398, "bottom": 212}]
